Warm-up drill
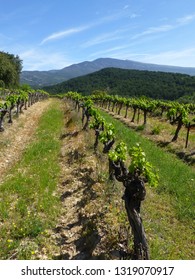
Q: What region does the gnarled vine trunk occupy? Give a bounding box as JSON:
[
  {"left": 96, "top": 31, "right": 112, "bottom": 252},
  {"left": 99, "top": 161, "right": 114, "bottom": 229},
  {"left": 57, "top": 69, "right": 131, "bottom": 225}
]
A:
[
  {"left": 123, "top": 177, "right": 149, "bottom": 259},
  {"left": 110, "top": 161, "right": 149, "bottom": 260}
]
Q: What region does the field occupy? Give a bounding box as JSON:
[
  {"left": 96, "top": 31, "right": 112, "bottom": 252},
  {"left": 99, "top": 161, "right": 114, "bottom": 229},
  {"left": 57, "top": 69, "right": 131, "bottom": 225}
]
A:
[{"left": 0, "top": 97, "right": 194, "bottom": 259}]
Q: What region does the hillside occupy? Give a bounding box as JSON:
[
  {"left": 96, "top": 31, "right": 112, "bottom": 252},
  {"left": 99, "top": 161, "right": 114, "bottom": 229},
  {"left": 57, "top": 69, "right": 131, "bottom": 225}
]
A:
[
  {"left": 43, "top": 67, "right": 195, "bottom": 100},
  {"left": 20, "top": 57, "right": 195, "bottom": 88}
]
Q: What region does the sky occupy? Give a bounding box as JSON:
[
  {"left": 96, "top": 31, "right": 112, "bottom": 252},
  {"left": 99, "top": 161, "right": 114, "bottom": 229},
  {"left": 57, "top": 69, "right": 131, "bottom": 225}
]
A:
[{"left": 1, "top": 0, "right": 195, "bottom": 71}]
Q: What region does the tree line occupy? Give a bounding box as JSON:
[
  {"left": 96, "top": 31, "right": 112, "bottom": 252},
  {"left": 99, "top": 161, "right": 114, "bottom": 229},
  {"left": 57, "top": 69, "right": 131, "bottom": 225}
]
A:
[{"left": 0, "top": 51, "right": 22, "bottom": 88}]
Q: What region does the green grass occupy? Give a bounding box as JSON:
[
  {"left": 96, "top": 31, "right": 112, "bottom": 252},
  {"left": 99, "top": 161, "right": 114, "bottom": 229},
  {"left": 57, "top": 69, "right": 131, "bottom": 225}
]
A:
[
  {"left": 100, "top": 111, "right": 195, "bottom": 221},
  {"left": 0, "top": 100, "right": 64, "bottom": 259}
]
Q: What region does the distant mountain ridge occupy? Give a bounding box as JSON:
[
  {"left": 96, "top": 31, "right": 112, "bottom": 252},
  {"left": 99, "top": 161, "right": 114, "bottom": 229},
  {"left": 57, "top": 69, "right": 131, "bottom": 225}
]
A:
[{"left": 20, "top": 57, "right": 195, "bottom": 88}]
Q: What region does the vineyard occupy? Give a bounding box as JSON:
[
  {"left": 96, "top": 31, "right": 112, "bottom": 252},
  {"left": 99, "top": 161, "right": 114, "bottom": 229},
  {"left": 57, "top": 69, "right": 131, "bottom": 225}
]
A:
[{"left": 0, "top": 89, "right": 194, "bottom": 259}]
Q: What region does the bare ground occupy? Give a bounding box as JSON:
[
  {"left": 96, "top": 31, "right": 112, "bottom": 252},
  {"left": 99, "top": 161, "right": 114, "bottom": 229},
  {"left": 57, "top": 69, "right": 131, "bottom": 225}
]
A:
[
  {"left": 45, "top": 108, "right": 108, "bottom": 259},
  {"left": 37, "top": 105, "right": 129, "bottom": 260}
]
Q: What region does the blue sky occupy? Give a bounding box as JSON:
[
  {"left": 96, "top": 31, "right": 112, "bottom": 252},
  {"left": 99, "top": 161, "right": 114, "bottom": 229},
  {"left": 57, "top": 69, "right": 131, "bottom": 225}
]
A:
[{"left": 1, "top": 0, "right": 195, "bottom": 70}]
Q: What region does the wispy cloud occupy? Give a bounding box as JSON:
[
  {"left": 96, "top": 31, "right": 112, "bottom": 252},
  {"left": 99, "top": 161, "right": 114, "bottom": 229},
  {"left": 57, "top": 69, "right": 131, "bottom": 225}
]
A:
[
  {"left": 96, "top": 10, "right": 129, "bottom": 24},
  {"left": 177, "top": 13, "right": 195, "bottom": 25},
  {"left": 82, "top": 29, "right": 125, "bottom": 48},
  {"left": 89, "top": 45, "right": 129, "bottom": 58},
  {"left": 40, "top": 8, "right": 130, "bottom": 45},
  {"left": 40, "top": 26, "right": 88, "bottom": 45},
  {"left": 132, "top": 24, "right": 173, "bottom": 39},
  {"left": 132, "top": 13, "right": 195, "bottom": 40}
]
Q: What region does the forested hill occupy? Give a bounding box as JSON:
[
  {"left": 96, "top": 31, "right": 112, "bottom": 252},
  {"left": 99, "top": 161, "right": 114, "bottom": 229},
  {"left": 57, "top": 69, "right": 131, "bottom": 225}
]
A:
[
  {"left": 21, "top": 57, "right": 195, "bottom": 88},
  {"left": 43, "top": 67, "right": 195, "bottom": 101}
]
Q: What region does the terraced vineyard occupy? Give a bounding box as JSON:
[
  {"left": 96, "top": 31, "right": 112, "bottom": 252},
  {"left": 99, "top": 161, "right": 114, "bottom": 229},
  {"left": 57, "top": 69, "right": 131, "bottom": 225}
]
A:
[{"left": 0, "top": 92, "right": 194, "bottom": 260}]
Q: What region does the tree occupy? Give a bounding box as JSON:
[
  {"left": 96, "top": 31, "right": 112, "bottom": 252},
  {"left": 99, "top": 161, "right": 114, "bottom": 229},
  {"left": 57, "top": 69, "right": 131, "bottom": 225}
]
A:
[{"left": 0, "top": 51, "right": 22, "bottom": 88}]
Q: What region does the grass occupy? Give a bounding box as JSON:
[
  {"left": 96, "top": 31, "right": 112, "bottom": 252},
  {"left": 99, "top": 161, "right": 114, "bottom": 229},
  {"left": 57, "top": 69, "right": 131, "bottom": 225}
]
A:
[
  {"left": 100, "top": 110, "right": 195, "bottom": 221},
  {"left": 0, "top": 99, "right": 64, "bottom": 259}
]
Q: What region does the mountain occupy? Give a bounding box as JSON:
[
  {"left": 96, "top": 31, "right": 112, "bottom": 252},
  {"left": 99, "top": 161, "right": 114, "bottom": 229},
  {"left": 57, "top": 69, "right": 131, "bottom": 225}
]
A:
[
  {"left": 20, "top": 58, "right": 195, "bottom": 88},
  {"left": 43, "top": 67, "right": 195, "bottom": 101}
]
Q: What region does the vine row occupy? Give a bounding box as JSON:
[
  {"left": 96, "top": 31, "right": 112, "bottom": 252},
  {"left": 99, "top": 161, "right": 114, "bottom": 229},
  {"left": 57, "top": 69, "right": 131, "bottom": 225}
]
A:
[
  {"left": 0, "top": 88, "right": 49, "bottom": 132},
  {"left": 65, "top": 91, "right": 159, "bottom": 260}
]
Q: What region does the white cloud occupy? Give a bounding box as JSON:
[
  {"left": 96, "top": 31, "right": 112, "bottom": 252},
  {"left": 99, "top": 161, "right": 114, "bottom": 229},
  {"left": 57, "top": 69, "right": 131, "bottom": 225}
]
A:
[
  {"left": 177, "top": 13, "right": 195, "bottom": 25},
  {"left": 40, "top": 26, "right": 89, "bottom": 45},
  {"left": 132, "top": 24, "right": 173, "bottom": 39},
  {"left": 130, "top": 13, "right": 139, "bottom": 19},
  {"left": 82, "top": 30, "right": 123, "bottom": 48}
]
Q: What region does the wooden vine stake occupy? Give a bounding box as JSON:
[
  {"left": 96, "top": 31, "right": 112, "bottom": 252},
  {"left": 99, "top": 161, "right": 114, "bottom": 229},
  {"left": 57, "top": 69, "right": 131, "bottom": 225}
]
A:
[{"left": 185, "top": 122, "right": 190, "bottom": 149}]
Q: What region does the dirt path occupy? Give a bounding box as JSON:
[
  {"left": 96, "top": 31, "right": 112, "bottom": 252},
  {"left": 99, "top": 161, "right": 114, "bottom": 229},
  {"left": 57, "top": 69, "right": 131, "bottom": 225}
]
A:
[
  {"left": 0, "top": 99, "right": 52, "bottom": 180},
  {"left": 49, "top": 107, "right": 104, "bottom": 260}
]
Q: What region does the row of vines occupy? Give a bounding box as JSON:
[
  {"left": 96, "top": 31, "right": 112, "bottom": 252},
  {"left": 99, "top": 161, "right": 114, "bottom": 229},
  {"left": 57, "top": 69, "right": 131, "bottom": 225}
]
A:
[
  {"left": 65, "top": 91, "right": 160, "bottom": 260},
  {"left": 0, "top": 88, "right": 49, "bottom": 132},
  {"left": 92, "top": 94, "right": 195, "bottom": 148}
]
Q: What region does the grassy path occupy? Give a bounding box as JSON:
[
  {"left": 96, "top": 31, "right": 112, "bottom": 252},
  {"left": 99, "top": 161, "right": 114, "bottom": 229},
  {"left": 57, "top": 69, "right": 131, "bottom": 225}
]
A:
[
  {"left": 0, "top": 99, "right": 52, "bottom": 180},
  {"left": 0, "top": 99, "right": 64, "bottom": 259}
]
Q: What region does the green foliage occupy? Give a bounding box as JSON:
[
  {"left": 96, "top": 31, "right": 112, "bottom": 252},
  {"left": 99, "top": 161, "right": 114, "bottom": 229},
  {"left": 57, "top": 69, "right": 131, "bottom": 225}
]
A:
[
  {"left": 99, "top": 123, "right": 115, "bottom": 144},
  {"left": 129, "top": 143, "right": 159, "bottom": 187},
  {"left": 177, "top": 92, "right": 195, "bottom": 104},
  {"left": 6, "top": 94, "right": 19, "bottom": 104},
  {"left": 108, "top": 141, "right": 127, "bottom": 162},
  {"left": 20, "top": 84, "right": 32, "bottom": 91},
  {"left": 167, "top": 103, "right": 189, "bottom": 125},
  {"left": 151, "top": 125, "right": 162, "bottom": 135},
  {"left": 45, "top": 68, "right": 195, "bottom": 101},
  {"left": 89, "top": 112, "right": 105, "bottom": 129},
  {"left": 0, "top": 51, "right": 22, "bottom": 88}
]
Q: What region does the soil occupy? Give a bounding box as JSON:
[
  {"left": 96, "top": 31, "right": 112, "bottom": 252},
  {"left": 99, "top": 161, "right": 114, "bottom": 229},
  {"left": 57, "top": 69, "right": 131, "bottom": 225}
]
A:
[{"left": 43, "top": 105, "right": 123, "bottom": 260}]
